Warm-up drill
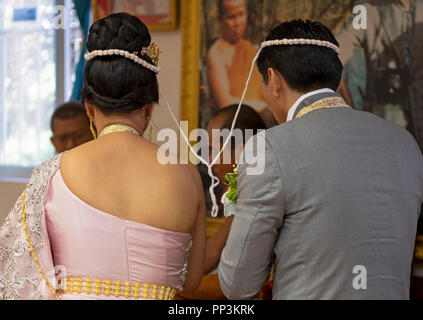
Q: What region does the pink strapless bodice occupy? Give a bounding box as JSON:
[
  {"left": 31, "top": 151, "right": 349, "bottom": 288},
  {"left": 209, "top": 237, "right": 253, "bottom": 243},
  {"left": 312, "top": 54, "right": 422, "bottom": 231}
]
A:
[{"left": 44, "top": 169, "right": 192, "bottom": 300}]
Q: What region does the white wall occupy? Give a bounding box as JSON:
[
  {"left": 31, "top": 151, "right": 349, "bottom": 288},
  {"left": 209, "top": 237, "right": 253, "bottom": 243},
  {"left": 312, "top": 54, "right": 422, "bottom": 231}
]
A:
[
  {"left": 151, "top": 29, "right": 182, "bottom": 143},
  {"left": 0, "top": 29, "right": 183, "bottom": 223}
]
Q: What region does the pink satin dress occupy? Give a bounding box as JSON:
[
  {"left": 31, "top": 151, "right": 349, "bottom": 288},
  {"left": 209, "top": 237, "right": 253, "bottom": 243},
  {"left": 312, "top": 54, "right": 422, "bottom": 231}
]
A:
[{"left": 44, "top": 169, "right": 192, "bottom": 300}]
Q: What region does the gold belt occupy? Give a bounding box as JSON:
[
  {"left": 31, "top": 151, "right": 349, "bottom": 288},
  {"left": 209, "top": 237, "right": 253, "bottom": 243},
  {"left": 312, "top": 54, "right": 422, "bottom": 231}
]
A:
[{"left": 58, "top": 277, "right": 177, "bottom": 300}]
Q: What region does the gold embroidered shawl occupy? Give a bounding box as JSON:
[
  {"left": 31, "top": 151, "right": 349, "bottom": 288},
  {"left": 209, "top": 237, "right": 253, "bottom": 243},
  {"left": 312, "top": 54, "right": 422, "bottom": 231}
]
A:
[{"left": 0, "top": 154, "right": 61, "bottom": 300}]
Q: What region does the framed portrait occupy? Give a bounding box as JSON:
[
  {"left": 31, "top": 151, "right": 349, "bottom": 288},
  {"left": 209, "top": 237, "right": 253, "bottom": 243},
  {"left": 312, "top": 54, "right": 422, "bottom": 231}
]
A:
[
  {"left": 181, "top": 0, "right": 423, "bottom": 139},
  {"left": 182, "top": 0, "right": 358, "bottom": 131},
  {"left": 92, "top": 0, "right": 179, "bottom": 31},
  {"left": 182, "top": 0, "right": 423, "bottom": 219}
]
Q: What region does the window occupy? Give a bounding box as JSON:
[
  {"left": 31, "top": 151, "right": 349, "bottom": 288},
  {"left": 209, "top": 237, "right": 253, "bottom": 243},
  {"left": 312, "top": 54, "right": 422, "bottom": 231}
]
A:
[{"left": 0, "top": 0, "right": 83, "bottom": 181}]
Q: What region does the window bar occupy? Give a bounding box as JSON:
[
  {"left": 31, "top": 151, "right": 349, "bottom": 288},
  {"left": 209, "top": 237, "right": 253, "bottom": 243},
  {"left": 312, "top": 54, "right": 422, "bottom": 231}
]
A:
[
  {"left": 0, "top": 30, "right": 5, "bottom": 164},
  {"left": 18, "top": 32, "right": 23, "bottom": 165},
  {"left": 35, "top": 25, "right": 41, "bottom": 164},
  {"left": 56, "top": 0, "right": 66, "bottom": 107},
  {"left": 63, "top": 0, "right": 72, "bottom": 101}
]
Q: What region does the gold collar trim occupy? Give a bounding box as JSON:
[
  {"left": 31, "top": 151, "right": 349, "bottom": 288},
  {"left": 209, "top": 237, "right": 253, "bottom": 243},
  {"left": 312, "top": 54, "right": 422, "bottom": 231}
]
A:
[
  {"left": 295, "top": 97, "right": 351, "bottom": 119},
  {"left": 99, "top": 124, "right": 141, "bottom": 138}
]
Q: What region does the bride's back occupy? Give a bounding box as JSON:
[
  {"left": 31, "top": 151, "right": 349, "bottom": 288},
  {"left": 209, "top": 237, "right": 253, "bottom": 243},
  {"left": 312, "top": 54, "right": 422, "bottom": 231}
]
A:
[
  {"left": 61, "top": 133, "right": 201, "bottom": 234},
  {"left": 64, "top": 12, "right": 205, "bottom": 235},
  {"left": 1, "top": 12, "right": 206, "bottom": 300}
]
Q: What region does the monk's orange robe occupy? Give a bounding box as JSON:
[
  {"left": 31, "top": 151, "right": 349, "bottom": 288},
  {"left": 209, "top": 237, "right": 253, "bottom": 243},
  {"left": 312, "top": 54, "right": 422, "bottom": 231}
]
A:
[{"left": 227, "top": 39, "right": 265, "bottom": 102}]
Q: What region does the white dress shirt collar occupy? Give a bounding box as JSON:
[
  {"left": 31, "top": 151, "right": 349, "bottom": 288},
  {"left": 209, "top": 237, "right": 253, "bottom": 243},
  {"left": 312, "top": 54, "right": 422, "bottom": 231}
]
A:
[{"left": 286, "top": 88, "right": 335, "bottom": 122}]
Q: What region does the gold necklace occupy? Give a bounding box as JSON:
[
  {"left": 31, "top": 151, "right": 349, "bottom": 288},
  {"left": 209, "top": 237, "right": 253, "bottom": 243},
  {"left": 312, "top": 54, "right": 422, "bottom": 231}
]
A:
[{"left": 99, "top": 124, "right": 141, "bottom": 138}]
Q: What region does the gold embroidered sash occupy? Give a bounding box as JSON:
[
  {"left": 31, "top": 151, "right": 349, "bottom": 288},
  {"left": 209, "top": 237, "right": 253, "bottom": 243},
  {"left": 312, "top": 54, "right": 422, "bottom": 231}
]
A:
[
  {"left": 295, "top": 97, "right": 351, "bottom": 119},
  {"left": 58, "top": 277, "right": 177, "bottom": 300}
]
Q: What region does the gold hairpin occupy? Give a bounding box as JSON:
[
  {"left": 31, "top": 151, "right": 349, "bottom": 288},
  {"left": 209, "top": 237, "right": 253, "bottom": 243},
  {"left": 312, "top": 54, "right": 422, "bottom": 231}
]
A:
[{"left": 141, "top": 42, "right": 161, "bottom": 66}]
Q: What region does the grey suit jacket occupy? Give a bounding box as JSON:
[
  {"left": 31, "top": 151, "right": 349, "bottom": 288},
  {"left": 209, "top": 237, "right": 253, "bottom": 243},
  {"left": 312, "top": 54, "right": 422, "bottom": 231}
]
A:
[{"left": 218, "top": 92, "right": 423, "bottom": 299}]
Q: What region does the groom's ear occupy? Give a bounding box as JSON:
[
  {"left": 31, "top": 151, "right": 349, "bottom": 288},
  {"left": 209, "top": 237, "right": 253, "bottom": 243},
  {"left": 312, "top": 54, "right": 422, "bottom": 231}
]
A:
[{"left": 267, "top": 68, "right": 282, "bottom": 98}]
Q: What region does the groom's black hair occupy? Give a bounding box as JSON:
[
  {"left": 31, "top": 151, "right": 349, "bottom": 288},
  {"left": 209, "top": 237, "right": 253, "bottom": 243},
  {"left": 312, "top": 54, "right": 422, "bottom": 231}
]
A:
[{"left": 257, "top": 19, "right": 343, "bottom": 92}]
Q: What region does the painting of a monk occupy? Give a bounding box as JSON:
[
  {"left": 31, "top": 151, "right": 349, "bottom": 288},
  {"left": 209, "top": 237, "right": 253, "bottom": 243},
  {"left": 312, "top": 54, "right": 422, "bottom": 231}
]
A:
[{"left": 205, "top": 0, "right": 275, "bottom": 126}]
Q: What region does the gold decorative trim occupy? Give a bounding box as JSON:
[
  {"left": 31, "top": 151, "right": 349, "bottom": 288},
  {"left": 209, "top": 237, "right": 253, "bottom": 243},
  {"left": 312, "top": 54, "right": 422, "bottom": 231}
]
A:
[
  {"left": 148, "top": 0, "right": 179, "bottom": 32},
  {"left": 416, "top": 235, "right": 423, "bottom": 261},
  {"left": 58, "top": 277, "right": 177, "bottom": 300},
  {"left": 295, "top": 97, "right": 350, "bottom": 119},
  {"left": 180, "top": 0, "right": 202, "bottom": 135},
  {"left": 21, "top": 186, "right": 62, "bottom": 300},
  {"left": 206, "top": 217, "right": 226, "bottom": 239},
  {"left": 91, "top": 0, "right": 179, "bottom": 31},
  {"left": 141, "top": 42, "right": 162, "bottom": 66},
  {"left": 91, "top": 0, "right": 100, "bottom": 21},
  {"left": 99, "top": 124, "right": 141, "bottom": 138}
]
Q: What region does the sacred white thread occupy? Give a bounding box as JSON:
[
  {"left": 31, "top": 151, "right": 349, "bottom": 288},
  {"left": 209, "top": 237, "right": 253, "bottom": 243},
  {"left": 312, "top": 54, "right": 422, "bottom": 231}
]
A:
[{"left": 86, "top": 39, "right": 340, "bottom": 217}]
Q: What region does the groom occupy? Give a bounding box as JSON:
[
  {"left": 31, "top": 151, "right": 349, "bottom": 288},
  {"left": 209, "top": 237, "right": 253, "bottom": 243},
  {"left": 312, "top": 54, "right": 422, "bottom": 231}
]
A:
[{"left": 217, "top": 19, "right": 423, "bottom": 299}]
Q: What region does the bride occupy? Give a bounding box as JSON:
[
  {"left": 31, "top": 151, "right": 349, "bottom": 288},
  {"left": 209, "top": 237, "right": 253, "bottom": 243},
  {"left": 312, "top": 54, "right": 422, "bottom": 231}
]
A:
[{"left": 0, "top": 12, "right": 206, "bottom": 300}]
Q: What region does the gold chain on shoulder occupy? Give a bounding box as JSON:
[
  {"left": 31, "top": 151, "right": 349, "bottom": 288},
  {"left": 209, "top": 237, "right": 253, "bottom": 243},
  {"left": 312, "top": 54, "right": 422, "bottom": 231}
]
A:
[
  {"left": 21, "top": 186, "right": 62, "bottom": 300},
  {"left": 295, "top": 97, "right": 350, "bottom": 119}
]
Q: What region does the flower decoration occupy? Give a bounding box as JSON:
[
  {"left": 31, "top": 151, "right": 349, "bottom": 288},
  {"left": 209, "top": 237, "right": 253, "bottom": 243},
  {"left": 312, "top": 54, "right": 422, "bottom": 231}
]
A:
[{"left": 221, "top": 164, "right": 239, "bottom": 217}]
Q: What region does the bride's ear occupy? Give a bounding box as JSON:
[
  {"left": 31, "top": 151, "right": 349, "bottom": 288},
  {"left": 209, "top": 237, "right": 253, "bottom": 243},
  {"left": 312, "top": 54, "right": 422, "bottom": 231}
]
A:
[
  {"left": 145, "top": 103, "right": 154, "bottom": 119},
  {"left": 84, "top": 100, "right": 95, "bottom": 118}
]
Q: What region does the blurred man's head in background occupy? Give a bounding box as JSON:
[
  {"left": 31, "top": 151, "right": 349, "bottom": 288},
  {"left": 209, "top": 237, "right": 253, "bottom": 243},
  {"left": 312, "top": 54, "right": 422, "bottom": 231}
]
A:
[
  {"left": 50, "top": 102, "right": 93, "bottom": 153},
  {"left": 218, "top": 0, "right": 248, "bottom": 44},
  {"left": 207, "top": 104, "right": 267, "bottom": 186}
]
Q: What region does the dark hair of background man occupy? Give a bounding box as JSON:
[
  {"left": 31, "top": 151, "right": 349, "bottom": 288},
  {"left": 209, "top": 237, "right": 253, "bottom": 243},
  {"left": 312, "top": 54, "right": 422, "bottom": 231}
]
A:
[
  {"left": 50, "top": 101, "right": 88, "bottom": 132},
  {"left": 213, "top": 103, "right": 267, "bottom": 135},
  {"left": 200, "top": 104, "right": 267, "bottom": 217}
]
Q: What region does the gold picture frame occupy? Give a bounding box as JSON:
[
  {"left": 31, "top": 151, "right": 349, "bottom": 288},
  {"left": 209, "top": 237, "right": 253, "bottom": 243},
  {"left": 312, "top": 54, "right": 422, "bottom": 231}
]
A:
[
  {"left": 92, "top": 0, "right": 179, "bottom": 31},
  {"left": 179, "top": 0, "right": 201, "bottom": 134},
  {"left": 206, "top": 217, "right": 225, "bottom": 239}
]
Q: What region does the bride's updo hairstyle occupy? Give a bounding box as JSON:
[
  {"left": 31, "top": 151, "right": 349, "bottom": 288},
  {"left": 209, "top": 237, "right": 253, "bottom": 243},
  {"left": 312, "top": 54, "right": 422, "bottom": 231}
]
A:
[{"left": 82, "top": 13, "right": 159, "bottom": 114}]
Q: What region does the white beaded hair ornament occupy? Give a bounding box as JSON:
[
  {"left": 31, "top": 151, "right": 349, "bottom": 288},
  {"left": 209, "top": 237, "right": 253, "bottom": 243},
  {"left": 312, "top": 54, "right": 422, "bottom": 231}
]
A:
[
  {"left": 261, "top": 38, "right": 341, "bottom": 54},
  {"left": 84, "top": 42, "right": 161, "bottom": 73}
]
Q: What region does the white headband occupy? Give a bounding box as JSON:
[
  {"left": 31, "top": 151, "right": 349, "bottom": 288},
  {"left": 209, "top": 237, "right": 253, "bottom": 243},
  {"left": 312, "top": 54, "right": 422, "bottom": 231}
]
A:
[
  {"left": 84, "top": 49, "right": 161, "bottom": 73},
  {"left": 261, "top": 38, "right": 341, "bottom": 55}
]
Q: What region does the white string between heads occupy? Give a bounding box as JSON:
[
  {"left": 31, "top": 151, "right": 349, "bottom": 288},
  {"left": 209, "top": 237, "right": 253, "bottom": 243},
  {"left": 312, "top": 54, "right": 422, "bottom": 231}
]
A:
[
  {"left": 161, "top": 38, "right": 340, "bottom": 217},
  {"left": 88, "top": 39, "right": 340, "bottom": 217},
  {"left": 160, "top": 47, "right": 263, "bottom": 217},
  {"left": 160, "top": 93, "right": 220, "bottom": 217}
]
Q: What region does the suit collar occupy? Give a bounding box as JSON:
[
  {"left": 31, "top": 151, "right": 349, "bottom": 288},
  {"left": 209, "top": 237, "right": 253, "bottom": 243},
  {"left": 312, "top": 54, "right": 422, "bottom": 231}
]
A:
[
  {"left": 286, "top": 89, "right": 339, "bottom": 122},
  {"left": 292, "top": 90, "right": 342, "bottom": 120}
]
